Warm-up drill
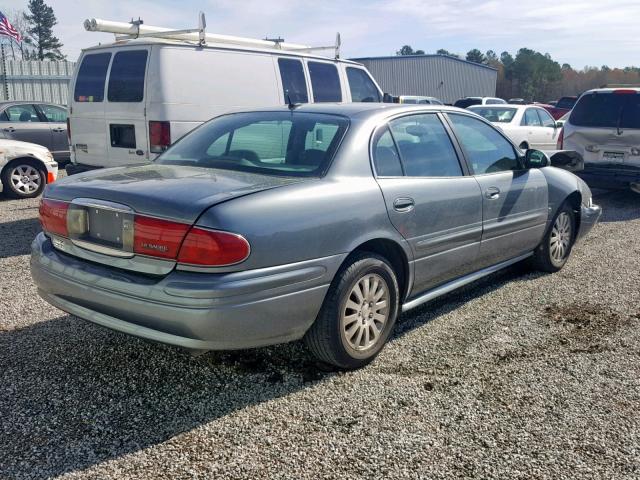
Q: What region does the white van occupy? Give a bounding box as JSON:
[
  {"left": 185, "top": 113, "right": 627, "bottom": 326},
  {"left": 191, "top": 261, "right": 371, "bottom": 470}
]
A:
[{"left": 67, "top": 30, "right": 385, "bottom": 172}]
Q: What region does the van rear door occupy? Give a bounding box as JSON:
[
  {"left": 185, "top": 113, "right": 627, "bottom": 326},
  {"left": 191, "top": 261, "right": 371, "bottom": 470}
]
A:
[
  {"left": 71, "top": 47, "right": 150, "bottom": 168},
  {"left": 103, "top": 48, "right": 150, "bottom": 166}
]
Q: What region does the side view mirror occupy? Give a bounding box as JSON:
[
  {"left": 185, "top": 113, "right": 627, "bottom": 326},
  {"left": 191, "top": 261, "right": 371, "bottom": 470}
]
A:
[
  {"left": 524, "top": 149, "right": 550, "bottom": 169},
  {"left": 555, "top": 120, "right": 565, "bottom": 128},
  {"left": 382, "top": 93, "right": 398, "bottom": 103}
]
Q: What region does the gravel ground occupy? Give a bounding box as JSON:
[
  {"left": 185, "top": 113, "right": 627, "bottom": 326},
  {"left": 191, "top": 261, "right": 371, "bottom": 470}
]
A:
[{"left": 1, "top": 186, "right": 639, "bottom": 479}]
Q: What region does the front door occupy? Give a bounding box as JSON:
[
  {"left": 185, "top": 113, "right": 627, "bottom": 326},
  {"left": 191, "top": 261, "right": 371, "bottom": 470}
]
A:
[
  {"left": 0, "top": 104, "right": 53, "bottom": 150},
  {"left": 446, "top": 113, "right": 548, "bottom": 266},
  {"left": 37, "top": 104, "right": 70, "bottom": 161},
  {"left": 372, "top": 113, "right": 483, "bottom": 296}
]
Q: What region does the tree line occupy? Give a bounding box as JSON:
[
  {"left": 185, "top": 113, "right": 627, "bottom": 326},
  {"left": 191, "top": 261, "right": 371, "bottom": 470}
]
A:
[
  {"left": 2, "top": 0, "right": 64, "bottom": 61},
  {"left": 397, "top": 45, "right": 640, "bottom": 102}
]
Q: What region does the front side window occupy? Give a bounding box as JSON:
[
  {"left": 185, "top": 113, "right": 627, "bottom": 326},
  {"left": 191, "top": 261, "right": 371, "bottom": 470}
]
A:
[
  {"left": 4, "top": 104, "right": 40, "bottom": 122},
  {"left": 107, "top": 50, "right": 148, "bottom": 102},
  {"left": 388, "top": 114, "right": 463, "bottom": 177},
  {"left": 278, "top": 58, "right": 308, "bottom": 104},
  {"left": 448, "top": 114, "right": 521, "bottom": 174},
  {"left": 74, "top": 52, "right": 111, "bottom": 102},
  {"left": 39, "top": 105, "right": 68, "bottom": 122},
  {"left": 537, "top": 108, "right": 556, "bottom": 128},
  {"left": 523, "top": 108, "right": 542, "bottom": 126},
  {"left": 308, "top": 62, "right": 342, "bottom": 103},
  {"left": 469, "top": 107, "right": 517, "bottom": 123},
  {"left": 157, "top": 112, "right": 348, "bottom": 177},
  {"left": 346, "top": 67, "right": 381, "bottom": 103}
]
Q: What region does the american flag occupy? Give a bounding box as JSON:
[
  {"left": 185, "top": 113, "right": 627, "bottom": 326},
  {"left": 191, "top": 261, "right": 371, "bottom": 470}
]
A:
[{"left": 0, "top": 11, "right": 22, "bottom": 43}]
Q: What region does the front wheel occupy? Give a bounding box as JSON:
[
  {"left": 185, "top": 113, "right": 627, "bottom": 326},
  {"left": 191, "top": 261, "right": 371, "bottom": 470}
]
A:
[
  {"left": 530, "top": 203, "right": 576, "bottom": 272},
  {"left": 304, "top": 252, "right": 400, "bottom": 370},
  {"left": 1, "top": 159, "right": 46, "bottom": 199}
]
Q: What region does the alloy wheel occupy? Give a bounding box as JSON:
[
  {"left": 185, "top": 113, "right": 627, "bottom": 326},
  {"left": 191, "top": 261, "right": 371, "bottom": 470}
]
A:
[
  {"left": 341, "top": 273, "right": 390, "bottom": 351},
  {"left": 550, "top": 211, "right": 572, "bottom": 262},
  {"left": 10, "top": 165, "right": 42, "bottom": 195}
]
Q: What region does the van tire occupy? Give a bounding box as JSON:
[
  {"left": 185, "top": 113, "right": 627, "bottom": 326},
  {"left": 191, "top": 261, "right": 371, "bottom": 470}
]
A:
[
  {"left": 304, "top": 252, "right": 399, "bottom": 370},
  {"left": 1, "top": 158, "right": 46, "bottom": 199}
]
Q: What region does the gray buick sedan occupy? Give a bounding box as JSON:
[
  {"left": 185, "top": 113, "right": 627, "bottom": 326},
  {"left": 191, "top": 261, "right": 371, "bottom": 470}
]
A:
[{"left": 31, "top": 104, "right": 601, "bottom": 369}]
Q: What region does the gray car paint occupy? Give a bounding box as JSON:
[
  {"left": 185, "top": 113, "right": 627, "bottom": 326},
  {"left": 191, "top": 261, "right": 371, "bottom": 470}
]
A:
[{"left": 31, "top": 103, "right": 601, "bottom": 351}]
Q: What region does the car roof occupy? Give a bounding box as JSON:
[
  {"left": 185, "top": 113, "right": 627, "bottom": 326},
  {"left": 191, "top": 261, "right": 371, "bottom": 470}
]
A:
[
  {"left": 238, "top": 102, "right": 470, "bottom": 120},
  {"left": 582, "top": 87, "right": 640, "bottom": 94},
  {"left": 0, "top": 101, "right": 64, "bottom": 107}
]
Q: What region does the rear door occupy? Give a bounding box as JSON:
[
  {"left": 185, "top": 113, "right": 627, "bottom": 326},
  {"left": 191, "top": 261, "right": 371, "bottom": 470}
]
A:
[
  {"left": 36, "top": 104, "right": 69, "bottom": 161},
  {"left": 446, "top": 113, "right": 548, "bottom": 267},
  {"left": 103, "top": 48, "right": 150, "bottom": 166},
  {"left": 0, "top": 104, "right": 53, "bottom": 149},
  {"left": 521, "top": 107, "right": 547, "bottom": 149},
  {"left": 372, "top": 112, "right": 483, "bottom": 295}
]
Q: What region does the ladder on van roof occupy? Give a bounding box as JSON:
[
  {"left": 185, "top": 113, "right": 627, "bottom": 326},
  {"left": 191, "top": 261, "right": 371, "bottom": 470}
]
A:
[{"left": 84, "top": 13, "right": 342, "bottom": 59}]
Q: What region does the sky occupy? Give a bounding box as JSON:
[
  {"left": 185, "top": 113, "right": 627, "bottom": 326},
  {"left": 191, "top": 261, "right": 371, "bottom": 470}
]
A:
[{"left": 3, "top": 0, "right": 640, "bottom": 69}]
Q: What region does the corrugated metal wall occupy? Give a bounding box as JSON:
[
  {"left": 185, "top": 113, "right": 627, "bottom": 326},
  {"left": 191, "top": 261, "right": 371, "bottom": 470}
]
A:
[
  {"left": 0, "top": 60, "right": 76, "bottom": 105},
  {"left": 352, "top": 55, "right": 497, "bottom": 104}
]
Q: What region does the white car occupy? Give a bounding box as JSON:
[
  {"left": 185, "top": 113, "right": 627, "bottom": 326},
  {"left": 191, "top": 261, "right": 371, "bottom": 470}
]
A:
[
  {"left": 468, "top": 104, "right": 561, "bottom": 150},
  {"left": 0, "top": 139, "right": 58, "bottom": 198}
]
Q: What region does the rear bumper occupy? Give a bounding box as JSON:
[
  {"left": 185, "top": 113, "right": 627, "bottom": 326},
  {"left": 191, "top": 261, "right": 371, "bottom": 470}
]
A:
[
  {"left": 576, "top": 204, "right": 602, "bottom": 242},
  {"left": 578, "top": 164, "right": 640, "bottom": 190},
  {"left": 31, "top": 232, "right": 344, "bottom": 350}
]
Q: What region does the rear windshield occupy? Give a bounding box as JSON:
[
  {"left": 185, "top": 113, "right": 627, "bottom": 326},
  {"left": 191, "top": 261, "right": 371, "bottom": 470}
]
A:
[
  {"left": 570, "top": 92, "right": 640, "bottom": 129},
  {"left": 468, "top": 107, "right": 517, "bottom": 123},
  {"left": 157, "top": 112, "right": 349, "bottom": 177},
  {"left": 74, "top": 53, "right": 111, "bottom": 102},
  {"left": 108, "top": 50, "right": 148, "bottom": 102},
  {"left": 454, "top": 98, "right": 481, "bottom": 108}
]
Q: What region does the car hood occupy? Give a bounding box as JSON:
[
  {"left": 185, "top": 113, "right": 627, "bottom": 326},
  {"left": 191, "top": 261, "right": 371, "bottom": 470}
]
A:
[
  {"left": 0, "top": 139, "right": 50, "bottom": 155},
  {"left": 46, "top": 164, "right": 306, "bottom": 222}
]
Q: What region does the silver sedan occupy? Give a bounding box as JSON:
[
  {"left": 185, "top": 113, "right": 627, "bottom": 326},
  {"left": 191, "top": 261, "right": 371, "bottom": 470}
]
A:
[{"left": 31, "top": 104, "right": 601, "bottom": 369}]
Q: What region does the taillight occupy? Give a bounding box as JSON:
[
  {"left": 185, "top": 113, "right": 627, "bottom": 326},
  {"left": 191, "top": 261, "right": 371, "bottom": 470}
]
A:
[
  {"left": 133, "top": 216, "right": 190, "bottom": 260},
  {"left": 149, "top": 121, "right": 171, "bottom": 153},
  {"left": 613, "top": 89, "right": 637, "bottom": 95},
  {"left": 557, "top": 127, "right": 564, "bottom": 150},
  {"left": 177, "top": 228, "right": 250, "bottom": 266},
  {"left": 39, "top": 198, "right": 69, "bottom": 236},
  {"left": 66, "top": 118, "right": 71, "bottom": 144}
]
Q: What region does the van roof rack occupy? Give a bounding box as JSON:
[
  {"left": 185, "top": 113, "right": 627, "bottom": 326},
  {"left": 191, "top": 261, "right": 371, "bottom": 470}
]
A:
[{"left": 84, "top": 13, "right": 342, "bottom": 58}]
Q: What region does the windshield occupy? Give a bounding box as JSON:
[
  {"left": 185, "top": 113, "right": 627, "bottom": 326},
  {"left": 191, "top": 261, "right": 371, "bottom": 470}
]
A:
[
  {"left": 468, "top": 107, "right": 517, "bottom": 123},
  {"left": 570, "top": 92, "right": 640, "bottom": 129},
  {"left": 156, "top": 112, "right": 349, "bottom": 177}
]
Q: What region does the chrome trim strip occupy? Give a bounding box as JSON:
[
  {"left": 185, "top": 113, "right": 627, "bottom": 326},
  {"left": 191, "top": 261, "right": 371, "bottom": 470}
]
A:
[
  {"left": 71, "top": 239, "right": 135, "bottom": 258},
  {"left": 401, "top": 252, "right": 533, "bottom": 312},
  {"left": 71, "top": 197, "right": 134, "bottom": 214}
]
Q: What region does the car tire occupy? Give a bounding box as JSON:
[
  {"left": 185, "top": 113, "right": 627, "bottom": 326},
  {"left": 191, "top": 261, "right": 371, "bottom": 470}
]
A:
[
  {"left": 530, "top": 202, "right": 576, "bottom": 272},
  {"left": 304, "top": 252, "right": 400, "bottom": 370},
  {"left": 1, "top": 158, "right": 46, "bottom": 199}
]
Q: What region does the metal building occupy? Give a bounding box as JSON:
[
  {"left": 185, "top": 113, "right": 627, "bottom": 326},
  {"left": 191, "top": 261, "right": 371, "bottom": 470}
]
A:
[
  {"left": 0, "top": 60, "right": 76, "bottom": 105},
  {"left": 351, "top": 54, "right": 498, "bottom": 104}
]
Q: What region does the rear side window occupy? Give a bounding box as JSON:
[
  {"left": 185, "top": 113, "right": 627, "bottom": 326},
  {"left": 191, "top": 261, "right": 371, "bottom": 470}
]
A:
[
  {"left": 570, "top": 92, "right": 640, "bottom": 129},
  {"left": 372, "top": 127, "right": 403, "bottom": 176},
  {"left": 346, "top": 67, "right": 381, "bottom": 102},
  {"left": 39, "top": 105, "right": 67, "bottom": 122},
  {"left": 448, "top": 114, "right": 520, "bottom": 174},
  {"left": 389, "top": 114, "right": 462, "bottom": 177},
  {"left": 74, "top": 52, "right": 111, "bottom": 102},
  {"left": 308, "top": 62, "right": 342, "bottom": 102},
  {"left": 108, "top": 50, "right": 148, "bottom": 102},
  {"left": 278, "top": 58, "right": 308, "bottom": 104}
]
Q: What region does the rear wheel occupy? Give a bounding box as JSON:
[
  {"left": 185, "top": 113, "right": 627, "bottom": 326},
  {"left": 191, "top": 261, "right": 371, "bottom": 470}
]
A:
[
  {"left": 530, "top": 203, "right": 576, "bottom": 272},
  {"left": 304, "top": 252, "right": 400, "bottom": 369},
  {"left": 2, "top": 159, "right": 46, "bottom": 199}
]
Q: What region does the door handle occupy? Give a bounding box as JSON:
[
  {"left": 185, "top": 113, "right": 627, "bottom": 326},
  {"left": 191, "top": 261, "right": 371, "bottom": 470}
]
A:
[
  {"left": 3, "top": 127, "right": 15, "bottom": 133},
  {"left": 51, "top": 128, "right": 65, "bottom": 133},
  {"left": 485, "top": 187, "right": 500, "bottom": 200},
  {"left": 393, "top": 197, "right": 415, "bottom": 212}
]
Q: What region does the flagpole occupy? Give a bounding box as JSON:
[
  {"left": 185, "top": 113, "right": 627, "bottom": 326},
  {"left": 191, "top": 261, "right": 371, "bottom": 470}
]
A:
[{"left": 0, "top": 43, "right": 8, "bottom": 101}]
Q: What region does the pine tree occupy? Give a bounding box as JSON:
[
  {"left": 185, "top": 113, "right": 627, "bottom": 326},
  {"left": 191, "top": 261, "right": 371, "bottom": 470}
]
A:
[{"left": 23, "top": 0, "right": 64, "bottom": 61}]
